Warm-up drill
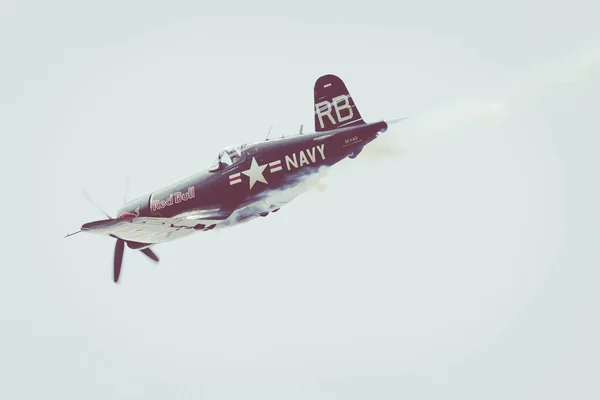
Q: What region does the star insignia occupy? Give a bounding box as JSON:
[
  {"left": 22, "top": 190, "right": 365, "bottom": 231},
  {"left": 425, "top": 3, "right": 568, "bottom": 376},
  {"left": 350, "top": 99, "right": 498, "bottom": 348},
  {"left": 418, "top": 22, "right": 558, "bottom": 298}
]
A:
[{"left": 242, "top": 157, "right": 268, "bottom": 189}]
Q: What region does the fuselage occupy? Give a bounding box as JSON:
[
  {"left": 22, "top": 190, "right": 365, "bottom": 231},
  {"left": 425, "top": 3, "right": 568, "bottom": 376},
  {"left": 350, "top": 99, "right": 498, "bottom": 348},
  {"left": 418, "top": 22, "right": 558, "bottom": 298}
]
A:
[{"left": 114, "top": 121, "right": 387, "bottom": 240}]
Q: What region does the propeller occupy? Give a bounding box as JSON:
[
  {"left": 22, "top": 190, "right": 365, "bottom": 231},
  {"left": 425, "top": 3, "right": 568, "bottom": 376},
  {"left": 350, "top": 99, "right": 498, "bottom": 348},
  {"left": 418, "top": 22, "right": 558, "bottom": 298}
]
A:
[{"left": 82, "top": 186, "right": 159, "bottom": 284}]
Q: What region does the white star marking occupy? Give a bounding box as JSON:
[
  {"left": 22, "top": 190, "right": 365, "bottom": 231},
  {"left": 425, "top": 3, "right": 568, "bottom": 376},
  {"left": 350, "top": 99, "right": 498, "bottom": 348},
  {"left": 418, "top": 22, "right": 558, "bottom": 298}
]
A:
[{"left": 242, "top": 157, "right": 268, "bottom": 189}]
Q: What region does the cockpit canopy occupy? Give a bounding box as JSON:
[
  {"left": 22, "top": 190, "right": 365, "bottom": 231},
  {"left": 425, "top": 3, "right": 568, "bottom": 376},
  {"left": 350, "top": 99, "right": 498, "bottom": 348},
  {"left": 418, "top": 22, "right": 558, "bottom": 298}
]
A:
[{"left": 209, "top": 145, "right": 246, "bottom": 172}]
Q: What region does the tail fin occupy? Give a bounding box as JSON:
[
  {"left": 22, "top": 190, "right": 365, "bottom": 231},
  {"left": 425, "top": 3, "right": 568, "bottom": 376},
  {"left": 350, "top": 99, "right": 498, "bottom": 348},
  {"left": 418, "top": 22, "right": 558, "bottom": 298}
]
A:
[{"left": 313, "top": 74, "right": 365, "bottom": 132}]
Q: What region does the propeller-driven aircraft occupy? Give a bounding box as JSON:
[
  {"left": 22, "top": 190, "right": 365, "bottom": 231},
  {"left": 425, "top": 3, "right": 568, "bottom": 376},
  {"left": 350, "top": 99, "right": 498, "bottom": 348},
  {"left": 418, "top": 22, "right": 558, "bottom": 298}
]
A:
[{"left": 67, "top": 74, "right": 406, "bottom": 282}]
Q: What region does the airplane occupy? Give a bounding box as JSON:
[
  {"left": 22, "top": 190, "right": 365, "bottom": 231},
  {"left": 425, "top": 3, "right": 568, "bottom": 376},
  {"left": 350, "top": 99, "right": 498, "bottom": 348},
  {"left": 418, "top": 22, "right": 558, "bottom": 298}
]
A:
[{"left": 66, "top": 74, "right": 407, "bottom": 283}]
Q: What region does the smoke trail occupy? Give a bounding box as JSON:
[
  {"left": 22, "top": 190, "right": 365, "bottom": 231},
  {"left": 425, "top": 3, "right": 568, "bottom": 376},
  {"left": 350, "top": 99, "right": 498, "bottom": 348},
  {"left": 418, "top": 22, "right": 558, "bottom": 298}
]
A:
[
  {"left": 410, "top": 99, "right": 508, "bottom": 139},
  {"left": 301, "top": 166, "right": 329, "bottom": 192},
  {"left": 223, "top": 43, "right": 600, "bottom": 229},
  {"left": 360, "top": 132, "right": 408, "bottom": 160},
  {"left": 415, "top": 44, "right": 600, "bottom": 137},
  {"left": 249, "top": 165, "right": 332, "bottom": 213}
]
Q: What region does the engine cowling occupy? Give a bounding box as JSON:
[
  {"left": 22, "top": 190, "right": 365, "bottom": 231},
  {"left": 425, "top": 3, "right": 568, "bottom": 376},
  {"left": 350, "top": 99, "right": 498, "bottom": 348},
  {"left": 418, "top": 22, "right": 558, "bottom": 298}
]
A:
[{"left": 116, "top": 195, "right": 152, "bottom": 219}]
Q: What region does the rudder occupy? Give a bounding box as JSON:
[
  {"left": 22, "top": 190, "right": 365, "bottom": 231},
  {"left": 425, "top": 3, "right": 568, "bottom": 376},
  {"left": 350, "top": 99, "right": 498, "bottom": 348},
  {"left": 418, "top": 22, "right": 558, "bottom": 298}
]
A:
[{"left": 313, "top": 74, "right": 365, "bottom": 132}]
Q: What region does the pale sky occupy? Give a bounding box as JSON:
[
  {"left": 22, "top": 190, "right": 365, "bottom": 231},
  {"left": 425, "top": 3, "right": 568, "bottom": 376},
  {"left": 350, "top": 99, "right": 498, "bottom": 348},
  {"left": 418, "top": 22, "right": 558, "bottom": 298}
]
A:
[{"left": 2, "top": 1, "right": 599, "bottom": 399}]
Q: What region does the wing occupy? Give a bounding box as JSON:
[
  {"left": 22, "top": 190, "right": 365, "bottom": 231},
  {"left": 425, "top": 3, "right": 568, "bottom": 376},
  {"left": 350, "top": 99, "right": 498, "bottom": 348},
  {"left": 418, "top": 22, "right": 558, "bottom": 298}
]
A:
[
  {"left": 82, "top": 217, "right": 198, "bottom": 243},
  {"left": 81, "top": 206, "right": 236, "bottom": 244}
]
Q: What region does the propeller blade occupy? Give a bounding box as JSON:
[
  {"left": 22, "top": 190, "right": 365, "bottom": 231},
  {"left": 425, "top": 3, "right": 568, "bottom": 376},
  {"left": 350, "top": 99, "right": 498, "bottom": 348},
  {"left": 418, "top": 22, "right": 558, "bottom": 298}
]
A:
[
  {"left": 82, "top": 189, "right": 112, "bottom": 219},
  {"left": 140, "top": 248, "right": 159, "bottom": 263},
  {"left": 114, "top": 239, "right": 125, "bottom": 283},
  {"left": 123, "top": 177, "right": 130, "bottom": 204}
]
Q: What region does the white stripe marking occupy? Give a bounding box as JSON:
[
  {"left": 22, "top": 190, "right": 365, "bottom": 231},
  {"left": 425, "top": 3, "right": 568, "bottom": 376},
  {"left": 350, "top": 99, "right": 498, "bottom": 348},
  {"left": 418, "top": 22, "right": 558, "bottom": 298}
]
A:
[
  {"left": 230, "top": 178, "right": 242, "bottom": 185},
  {"left": 270, "top": 166, "right": 282, "bottom": 173},
  {"left": 339, "top": 117, "right": 364, "bottom": 127}
]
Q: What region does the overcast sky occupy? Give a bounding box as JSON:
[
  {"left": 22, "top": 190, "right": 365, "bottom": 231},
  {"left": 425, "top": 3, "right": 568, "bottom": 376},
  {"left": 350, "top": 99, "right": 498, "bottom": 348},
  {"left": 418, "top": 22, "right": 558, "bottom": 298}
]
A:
[{"left": 2, "top": 1, "right": 599, "bottom": 399}]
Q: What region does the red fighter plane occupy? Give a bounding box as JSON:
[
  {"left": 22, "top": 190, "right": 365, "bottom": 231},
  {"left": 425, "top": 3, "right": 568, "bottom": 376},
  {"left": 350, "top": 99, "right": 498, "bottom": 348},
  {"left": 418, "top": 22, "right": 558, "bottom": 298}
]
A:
[{"left": 66, "top": 74, "right": 407, "bottom": 282}]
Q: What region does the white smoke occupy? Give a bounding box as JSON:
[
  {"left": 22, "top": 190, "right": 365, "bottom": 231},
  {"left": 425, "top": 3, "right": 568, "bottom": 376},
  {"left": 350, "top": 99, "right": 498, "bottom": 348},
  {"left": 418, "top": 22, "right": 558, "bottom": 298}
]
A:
[
  {"left": 248, "top": 165, "right": 333, "bottom": 218},
  {"left": 410, "top": 99, "right": 508, "bottom": 139},
  {"left": 363, "top": 42, "right": 600, "bottom": 149},
  {"left": 254, "top": 44, "right": 600, "bottom": 212},
  {"left": 301, "top": 165, "right": 330, "bottom": 192}
]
